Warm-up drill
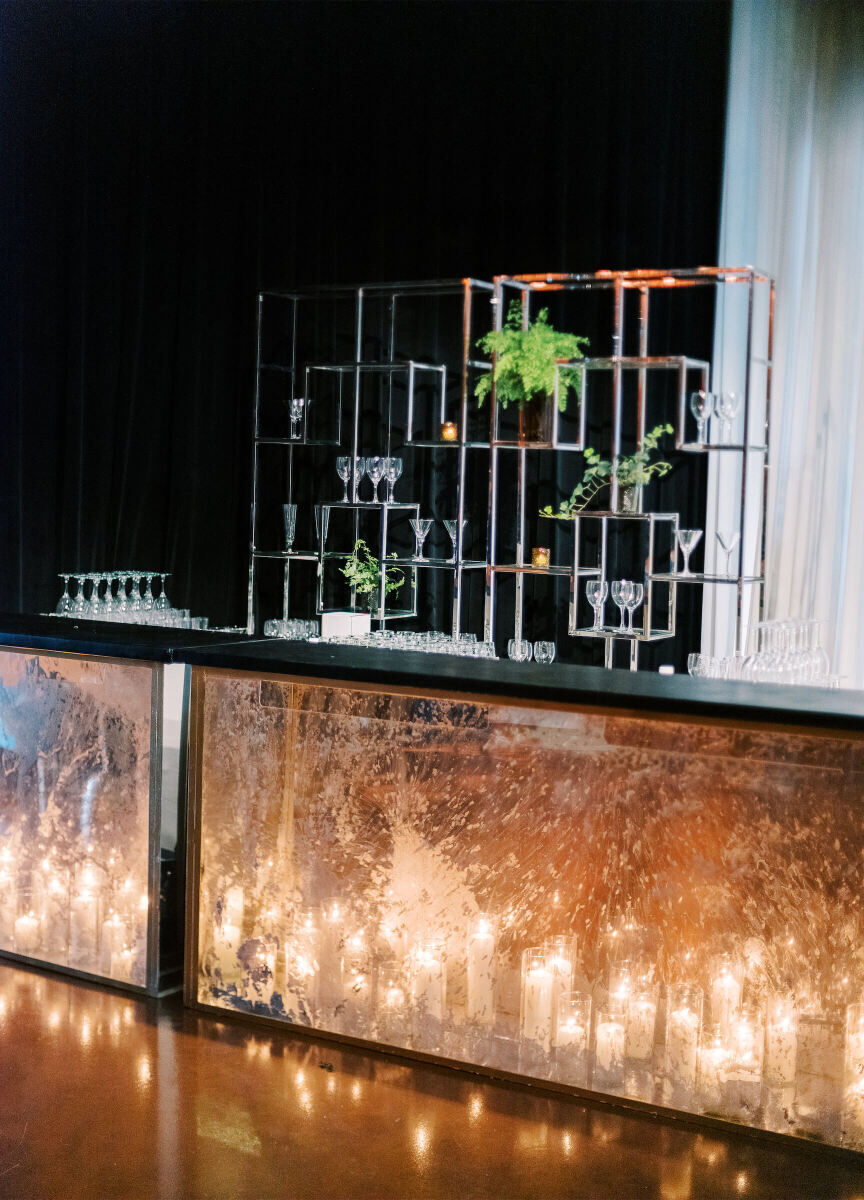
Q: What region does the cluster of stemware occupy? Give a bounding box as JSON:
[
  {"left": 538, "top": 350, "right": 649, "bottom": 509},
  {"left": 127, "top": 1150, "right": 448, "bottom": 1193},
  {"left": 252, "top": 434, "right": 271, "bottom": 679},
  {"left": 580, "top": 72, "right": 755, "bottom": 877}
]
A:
[
  {"left": 507, "top": 640, "right": 556, "bottom": 664},
  {"left": 409, "top": 518, "right": 467, "bottom": 561},
  {"left": 335, "top": 456, "right": 403, "bottom": 504},
  {"left": 263, "top": 617, "right": 320, "bottom": 640},
  {"left": 585, "top": 579, "right": 645, "bottom": 633},
  {"left": 53, "top": 573, "right": 208, "bottom": 630},
  {"left": 319, "top": 629, "right": 497, "bottom": 659},
  {"left": 689, "top": 390, "right": 742, "bottom": 445},
  {"left": 688, "top": 620, "right": 835, "bottom": 686}
]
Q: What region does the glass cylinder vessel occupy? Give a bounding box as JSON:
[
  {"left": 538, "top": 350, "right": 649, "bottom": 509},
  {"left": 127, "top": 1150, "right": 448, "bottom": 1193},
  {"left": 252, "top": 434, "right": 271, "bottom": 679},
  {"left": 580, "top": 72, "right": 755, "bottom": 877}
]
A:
[
  {"left": 466, "top": 913, "right": 496, "bottom": 1027},
  {"left": 520, "top": 947, "right": 554, "bottom": 1052},
  {"left": 555, "top": 991, "right": 591, "bottom": 1086},
  {"left": 517, "top": 394, "right": 553, "bottom": 444},
  {"left": 665, "top": 984, "right": 703, "bottom": 1102}
]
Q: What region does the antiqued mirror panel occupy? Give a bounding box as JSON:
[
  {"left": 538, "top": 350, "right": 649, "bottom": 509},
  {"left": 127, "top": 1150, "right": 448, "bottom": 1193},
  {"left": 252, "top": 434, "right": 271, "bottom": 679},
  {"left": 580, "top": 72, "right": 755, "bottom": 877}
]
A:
[
  {"left": 0, "top": 650, "right": 155, "bottom": 985},
  {"left": 195, "top": 672, "right": 864, "bottom": 1152}
]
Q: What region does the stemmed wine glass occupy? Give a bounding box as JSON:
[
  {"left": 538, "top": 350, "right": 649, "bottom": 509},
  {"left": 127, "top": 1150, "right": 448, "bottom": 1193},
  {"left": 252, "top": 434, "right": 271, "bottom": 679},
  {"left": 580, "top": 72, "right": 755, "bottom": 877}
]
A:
[
  {"left": 56, "top": 575, "right": 73, "bottom": 615},
  {"left": 72, "top": 575, "right": 88, "bottom": 616},
  {"left": 714, "top": 392, "right": 740, "bottom": 444},
  {"left": 689, "top": 390, "right": 713, "bottom": 445},
  {"left": 103, "top": 573, "right": 119, "bottom": 616},
  {"left": 625, "top": 581, "right": 644, "bottom": 633},
  {"left": 336, "top": 457, "right": 351, "bottom": 503},
  {"left": 351, "top": 457, "right": 367, "bottom": 502},
  {"left": 410, "top": 518, "right": 433, "bottom": 560},
  {"left": 366, "top": 456, "right": 385, "bottom": 503},
  {"left": 676, "top": 528, "right": 703, "bottom": 577},
  {"left": 155, "top": 574, "right": 171, "bottom": 613},
  {"left": 610, "top": 580, "right": 634, "bottom": 632},
  {"left": 716, "top": 530, "right": 740, "bottom": 576},
  {"left": 384, "top": 457, "right": 403, "bottom": 504},
  {"left": 282, "top": 504, "right": 297, "bottom": 551},
  {"left": 129, "top": 574, "right": 144, "bottom": 615},
  {"left": 87, "top": 573, "right": 104, "bottom": 616},
  {"left": 443, "top": 519, "right": 466, "bottom": 562},
  {"left": 289, "top": 397, "right": 305, "bottom": 439},
  {"left": 142, "top": 574, "right": 156, "bottom": 611},
  {"left": 586, "top": 579, "right": 608, "bottom": 631}
]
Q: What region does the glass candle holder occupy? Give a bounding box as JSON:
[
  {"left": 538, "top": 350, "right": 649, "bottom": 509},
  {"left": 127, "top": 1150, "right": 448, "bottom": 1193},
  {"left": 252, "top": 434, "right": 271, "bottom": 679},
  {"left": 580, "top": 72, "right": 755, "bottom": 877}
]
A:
[
  {"left": 411, "top": 938, "right": 446, "bottom": 1021},
  {"left": 531, "top": 547, "right": 551, "bottom": 568},
  {"left": 441, "top": 421, "right": 458, "bottom": 442},
  {"left": 556, "top": 991, "right": 591, "bottom": 1086},
  {"left": 466, "top": 913, "right": 496, "bottom": 1027},
  {"left": 521, "top": 947, "right": 554, "bottom": 1051},
  {"left": 765, "top": 994, "right": 798, "bottom": 1086},
  {"left": 709, "top": 952, "right": 743, "bottom": 1036},
  {"left": 594, "top": 1004, "right": 627, "bottom": 1085},
  {"left": 666, "top": 984, "right": 703, "bottom": 1094},
  {"left": 14, "top": 888, "right": 40, "bottom": 956},
  {"left": 625, "top": 987, "right": 658, "bottom": 1063},
  {"left": 543, "top": 935, "right": 575, "bottom": 1046}
]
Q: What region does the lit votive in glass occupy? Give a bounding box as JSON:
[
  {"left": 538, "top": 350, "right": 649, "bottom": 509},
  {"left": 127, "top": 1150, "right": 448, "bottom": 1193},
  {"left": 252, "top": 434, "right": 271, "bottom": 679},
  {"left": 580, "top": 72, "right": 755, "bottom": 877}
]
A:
[
  {"left": 543, "top": 935, "right": 575, "bottom": 1046},
  {"left": 765, "top": 995, "right": 798, "bottom": 1086},
  {"left": 594, "top": 1005, "right": 627, "bottom": 1085},
  {"left": 556, "top": 991, "right": 591, "bottom": 1086},
  {"left": 665, "top": 984, "right": 703, "bottom": 1096},
  {"left": 531, "top": 547, "right": 551, "bottom": 569},
  {"left": 466, "top": 913, "right": 496, "bottom": 1027},
  {"left": 14, "top": 909, "right": 40, "bottom": 955},
  {"left": 625, "top": 988, "right": 658, "bottom": 1062},
  {"left": 521, "top": 947, "right": 554, "bottom": 1051},
  {"left": 441, "top": 421, "right": 458, "bottom": 442},
  {"left": 710, "top": 953, "right": 742, "bottom": 1037}
]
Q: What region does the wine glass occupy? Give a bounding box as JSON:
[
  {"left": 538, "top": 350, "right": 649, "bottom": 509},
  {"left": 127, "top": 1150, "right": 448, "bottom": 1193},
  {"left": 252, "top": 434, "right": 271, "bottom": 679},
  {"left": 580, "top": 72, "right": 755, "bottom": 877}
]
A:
[
  {"left": 71, "top": 575, "right": 88, "bottom": 616},
  {"left": 352, "top": 457, "right": 367, "bottom": 502},
  {"left": 443, "top": 519, "right": 466, "bottom": 562},
  {"left": 610, "top": 580, "right": 634, "bottom": 632},
  {"left": 366, "top": 456, "right": 385, "bottom": 503},
  {"left": 141, "top": 574, "right": 156, "bottom": 611},
  {"left": 55, "top": 575, "right": 73, "bottom": 616},
  {"left": 282, "top": 503, "right": 297, "bottom": 551},
  {"left": 102, "top": 573, "right": 119, "bottom": 616},
  {"left": 129, "top": 574, "right": 144, "bottom": 615},
  {"left": 507, "top": 639, "right": 533, "bottom": 662},
  {"left": 154, "top": 574, "right": 171, "bottom": 612},
  {"left": 533, "top": 641, "right": 556, "bottom": 664},
  {"left": 384, "top": 457, "right": 403, "bottom": 503},
  {"left": 290, "top": 397, "right": 305, "bottom": 439},
  {"left": 689, "top": 390, "right": 713, "bottom": 445},
  {"left": 86, "top": 573, "right": 103, "bottom": 617},
  {"left": 716, "top": 530, "right": 740, "bottom": 576},
  {"left": 410, "top": 518, "right": 433, "bottom": 559},
  {"left": 585, "top": 579, "right": 608, "bottom": 631},
  {"left": 336, "top": 457, "right": 351, "bottom": 503},
  {"left": 676, "top": 529, "right": 703, "bottom": 576},
  {"left": 625, "top": 581, "right": 644, "bottom": 633},
  {"left": 714, "top": 392, "right": 740, "bottom": 444}
]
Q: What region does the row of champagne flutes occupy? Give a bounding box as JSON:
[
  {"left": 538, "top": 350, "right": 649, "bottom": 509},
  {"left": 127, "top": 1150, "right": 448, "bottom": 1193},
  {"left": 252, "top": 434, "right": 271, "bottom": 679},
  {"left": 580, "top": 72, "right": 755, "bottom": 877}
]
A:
[
  {"left": 689, "top": 389, "right": 742, "bottom": 445},
  {"left": 54, "top": 573, "right": 209, "bottom": 630},
  {"left": 688, "top": 620, "right": 835, "bottom": 686},
  {"left": 336, "top": 456, "right": 403, "bottom": 504}
]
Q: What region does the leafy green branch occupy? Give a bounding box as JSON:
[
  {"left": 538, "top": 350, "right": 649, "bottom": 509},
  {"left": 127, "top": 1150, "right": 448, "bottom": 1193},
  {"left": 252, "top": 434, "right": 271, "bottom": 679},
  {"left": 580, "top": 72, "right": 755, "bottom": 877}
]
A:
[
  {"left": 539, "top": 423, "right": 675, "bottom": 519},
  {"left": 340, "top": 539, "right": 405, "bottom": 604},
  {"left": 475, "top": 301, "right": 589, "bottom": 413}
]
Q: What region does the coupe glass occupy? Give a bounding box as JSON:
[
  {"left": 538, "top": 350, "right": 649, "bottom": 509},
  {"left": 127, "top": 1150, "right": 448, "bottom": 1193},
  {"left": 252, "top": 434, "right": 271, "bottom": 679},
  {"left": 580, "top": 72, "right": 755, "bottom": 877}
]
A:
[
  {"left": 282, "top": 503, "right": 297, "bottom": 550},
  {"left": 352, "top": 457, "right": 367, "bottom": 502},
  {"left": 384, "top": 457, "right": 403, "bottom": 503},
  {"left": 154, "top": 574, "right": 171, "bottom": 612},
  {"left": 533, "top": 640, "right": 556, "bottom": 664},
  {"left": 410, "top": 518, "right": 433, "bottom": 559},
  {"left": 689, "top": 390, "right": 713, "bottom": 445},
  {"left": 715, "top": 392, "right": 740, "bottom": 444},
  {"left": 610, "top": 580, "right": 634, "bottom": 632},
  {"left": 507, "top": 639, "right": 533, "bottom": 662},
  {"left": 55, "top": 575, "right": 72, "bottom": 616},
  {"left": 676, "top": 528, "right": 703, "bottom": 576},
  {"left": 289, "top": 397, "right": 305, "bottom": 439},
  {"left": 585, "top": 579, "right": 608, "bottom": 631},
  {"left": 336, "top": 457, "right": 351, "bottom": 503},
  {"left": 443, "top": 519, "right": 467, "bottom": 562},
  {"left": 716, "top": 530, "right": 740, "bottom": 576},
  {"left": 625, "top": 582, "right": 644, "bottom": 633},
  {"left": 366, "top": 456, "right": 385, "bottom": 503}
]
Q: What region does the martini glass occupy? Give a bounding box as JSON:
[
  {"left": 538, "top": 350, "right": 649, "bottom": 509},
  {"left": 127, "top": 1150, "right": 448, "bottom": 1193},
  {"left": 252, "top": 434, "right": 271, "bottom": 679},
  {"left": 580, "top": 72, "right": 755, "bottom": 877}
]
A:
[
  {"left": 443, "top": 519, "right": 467, "bottom": 562},
  {"left": 676, "top": 529, "right": 703, "bottom": 577},
  {"left": 716, "top": 530, "right": 740, "bottom": 576},
  {"left": 410, "top": 518, "right": 433, "bottom": 560}
]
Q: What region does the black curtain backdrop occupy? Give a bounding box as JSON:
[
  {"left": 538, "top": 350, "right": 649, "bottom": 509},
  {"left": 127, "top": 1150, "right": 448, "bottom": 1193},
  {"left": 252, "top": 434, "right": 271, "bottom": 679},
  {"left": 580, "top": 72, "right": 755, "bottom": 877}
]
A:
[{"left": 0, "top": 0, "right": 731, "bottom": 647}]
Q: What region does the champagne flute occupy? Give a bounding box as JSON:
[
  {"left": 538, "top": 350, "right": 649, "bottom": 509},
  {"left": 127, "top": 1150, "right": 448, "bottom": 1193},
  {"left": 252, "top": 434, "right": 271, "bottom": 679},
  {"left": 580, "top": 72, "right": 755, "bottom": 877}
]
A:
[
  {"left": 336, "top": 457, "right": 351, "bottom": 503},
  {"left": 282, "top": 504, "right": 297, "bottom": 551},
  {"left": 716, "top": 530, "right": 740, "bottom": 576},
  {"left": 676, "top": 529, "right": 702, "bottom": 577},
  {"left": 585, "top": 579, "right": 608, "bottom": 631}
]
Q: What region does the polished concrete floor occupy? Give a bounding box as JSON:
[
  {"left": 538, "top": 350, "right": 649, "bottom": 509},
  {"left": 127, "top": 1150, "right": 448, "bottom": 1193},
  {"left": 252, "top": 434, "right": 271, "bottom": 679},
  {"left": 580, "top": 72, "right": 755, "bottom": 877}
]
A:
[{"left": 0, "top": 964, "right": 862, "bottom": 1199}]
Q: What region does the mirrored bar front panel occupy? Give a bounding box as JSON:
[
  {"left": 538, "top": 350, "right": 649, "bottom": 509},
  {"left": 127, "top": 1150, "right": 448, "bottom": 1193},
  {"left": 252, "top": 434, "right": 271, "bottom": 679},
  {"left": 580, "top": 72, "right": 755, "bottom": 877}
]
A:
[
  {"left": 0, "top": 647, "right": 178, "bottom": 994},
  {"left": 187, "top": 668, "right": 864, "bottom": 1154}
]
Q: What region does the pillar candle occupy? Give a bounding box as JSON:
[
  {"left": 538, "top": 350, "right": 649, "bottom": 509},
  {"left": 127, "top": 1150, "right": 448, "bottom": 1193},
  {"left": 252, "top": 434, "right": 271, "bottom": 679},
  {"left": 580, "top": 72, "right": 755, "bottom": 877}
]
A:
[
  {"left": 626, "top": 992, "right": 657, "bottom": 1062},
  {"left": 765, "top": 997, "right": 798, "bottom": 1085},
  {"left": 41, "top": 875, "right": 69, "bottom": 957},
  {"left": 100, "top": 913, "right": 129, "bottom": 976},
  {"left": 595, "top": 1014, "right": 626, "bottom": 1074},
  {"left": 466, "top": 915, "right": 496, "bottom": 1026},
  {"left": 666, "top": 999, "right": 701, "bottom": 1089},
  {"left": 710, "top": 957, "right": 742, "bottom": 1037},
  {"left": 412, "top": 941, "right": 445, "bottom": 1020},
  {"left": 69, "top": 891, "right": 99, "bottom": 964},
  {"left": 14, "top": 912, "right": 40, "bottom": 954},
  {"left": 521, "top": 950, "right": 553, "bottom": 1050}
]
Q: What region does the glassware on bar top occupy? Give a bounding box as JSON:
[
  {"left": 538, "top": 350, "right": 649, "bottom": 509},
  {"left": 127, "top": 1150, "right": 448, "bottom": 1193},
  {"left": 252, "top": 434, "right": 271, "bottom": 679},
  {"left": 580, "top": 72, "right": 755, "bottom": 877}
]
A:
[
  {"left": 366, "top": 456, "right": 385, "bottom": 503},
  {"left": 676, "top": 529, "right": 703, "bottom": 576},
  {"left": 443, "top": 519, "right": 467, "bottom": 562},
  {"left": 383, "top": 457, "right": 403, "bottom": 504},
  {"left": 533, "top": 640, "right": 556, "bottom": 665},
  {"left": 336, "top": 457, "right": 351, "bottom": 503},
  {"left": 586, "top": 578, "right": 608, "bottom": 631},
  {"left": 409, "top": 518, "right": 433, "bottom": 559},
  {"left": 689, "top": 390, "right": 714, "bottom": 445},
  {"left": 716, "top": 529, "right": 740, "bottom": 576},
  {"left": 55, "top": 575, "right": 73, "bottom": 615},
  {"left": 507, "top": 638, "right": 533, "bottom": 663},
  {"left": 715, "top": 391, "right": 740, "bottom": 444}
]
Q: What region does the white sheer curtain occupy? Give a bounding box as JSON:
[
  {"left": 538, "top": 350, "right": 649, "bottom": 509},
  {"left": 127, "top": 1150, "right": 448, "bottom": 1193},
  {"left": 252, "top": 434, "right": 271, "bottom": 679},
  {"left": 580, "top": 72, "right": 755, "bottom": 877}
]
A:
[{"left": 705, "top": 0, "right": 864, "bottom": 685}]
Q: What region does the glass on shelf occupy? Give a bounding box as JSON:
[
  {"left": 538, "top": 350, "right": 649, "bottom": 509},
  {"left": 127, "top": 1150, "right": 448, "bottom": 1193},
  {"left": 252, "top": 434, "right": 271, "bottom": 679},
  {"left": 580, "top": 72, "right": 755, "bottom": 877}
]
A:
[
  {"left": 443, "top": 519, "right": 467, "bottom": 562},
  {"left": 586, "top": 579, "right": 608, "bottom": 631},
  {"left": 315, "top": 506, "right": 330, "bottom": 549},
  {"left": 716, "top": 530, "right": 740, "bottom": 576},
  {"left": 282, "top": 504, "right": 297, "bottom": 550},
  {"left": 676, "top": 529, "right": 702, "bottom": 576},
  {"left": 366, "top": 456, "right": 385, "bottom": 503},
  {"left": 689, "top": 389, "right": 714, "bottom": 444},
  {"left": 55, "top": 575, "right": 72, "bottom": 616},
  {"left": 289, "top": 396, "right": 305, "bottom": 439},
  {"left": 625, "top": 582, "right": 644, "bottom": 633},
  {"left": 409, "top": 518, "right": 433, "bottom": 559},
  {"left": 336, "top": 456, "right": 351, "bottom": 503},
  {"left": 715, "top": 391, "right": 740, "bottom": 444},
  {"left": 383, "top": 457, "right": 403, "bottom": 504},
  {"left": 610, "top": 580, "right": 634, "bottom": 632},
  {"left": 351, "top": 457, "right": 366, "bottom": 503}
]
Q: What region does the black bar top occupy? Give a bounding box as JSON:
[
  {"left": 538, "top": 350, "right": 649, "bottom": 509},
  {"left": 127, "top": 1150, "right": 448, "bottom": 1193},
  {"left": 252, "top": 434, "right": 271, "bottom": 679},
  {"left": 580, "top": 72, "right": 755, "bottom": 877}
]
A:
[
  {"left": 177, "top": 636, "right": 864, "bottom": 734},
  {"left": 1, "top": 614, "right": 862, "bottom": 732}
]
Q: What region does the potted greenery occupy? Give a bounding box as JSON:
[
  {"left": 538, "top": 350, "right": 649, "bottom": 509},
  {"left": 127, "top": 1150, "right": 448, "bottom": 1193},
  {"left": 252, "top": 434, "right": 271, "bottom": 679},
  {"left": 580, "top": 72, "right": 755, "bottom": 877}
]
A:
[
  {"left": 475, "top": 301, "right": 589, "bottom": 443},
  {"left": 340, "top": 538, "right": 405, "bottom": 618},
  {"left": 539, "top": 423, "right": 674, "bottom": 518}
]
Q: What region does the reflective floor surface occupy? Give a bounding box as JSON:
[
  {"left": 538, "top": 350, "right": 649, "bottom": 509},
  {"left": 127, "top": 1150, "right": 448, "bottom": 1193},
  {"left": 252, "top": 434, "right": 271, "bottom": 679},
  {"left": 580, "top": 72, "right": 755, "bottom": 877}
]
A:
[{"left": 0, "top": 964, "right": 862, "bottom": 1199}]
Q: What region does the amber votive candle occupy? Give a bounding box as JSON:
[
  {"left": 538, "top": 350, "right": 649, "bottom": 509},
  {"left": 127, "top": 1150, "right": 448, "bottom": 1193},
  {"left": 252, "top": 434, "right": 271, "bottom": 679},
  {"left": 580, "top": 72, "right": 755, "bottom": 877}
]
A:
[
  {"left": 441, "top": 421, "right": 458, "bottom": 442},
  {"left": 532, "top": 547, "right": 551, "bottom": 568}
]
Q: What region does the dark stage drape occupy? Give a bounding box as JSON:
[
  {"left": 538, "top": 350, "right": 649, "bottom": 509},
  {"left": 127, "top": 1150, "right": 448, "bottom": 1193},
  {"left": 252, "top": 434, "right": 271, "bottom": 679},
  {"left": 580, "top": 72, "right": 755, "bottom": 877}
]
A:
[{"left": 0, "top": 1, "right": 730, "bottom": 658}]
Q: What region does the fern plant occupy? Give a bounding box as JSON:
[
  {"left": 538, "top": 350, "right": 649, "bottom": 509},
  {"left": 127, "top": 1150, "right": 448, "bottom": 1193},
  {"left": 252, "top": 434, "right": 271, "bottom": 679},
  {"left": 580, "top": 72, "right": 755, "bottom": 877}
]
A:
[
  {"left": 539, "top": 423, "right": 675, "bottom": 518},
  {"left": 475, "top": 301, "right": 589, "bottom": 412},
  {"left": 340, "top": 539, "right": 405, "bottom": 607}
]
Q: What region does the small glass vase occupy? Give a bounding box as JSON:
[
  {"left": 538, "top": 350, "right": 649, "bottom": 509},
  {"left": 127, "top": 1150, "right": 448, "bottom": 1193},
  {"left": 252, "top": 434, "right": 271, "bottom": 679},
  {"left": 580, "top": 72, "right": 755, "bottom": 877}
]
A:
[
  {"left": 517, "top": 393, "right": 554, "bottom": 444},
  {"left": 614, "top": 484, "right": 641, "bottom": 514}
]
